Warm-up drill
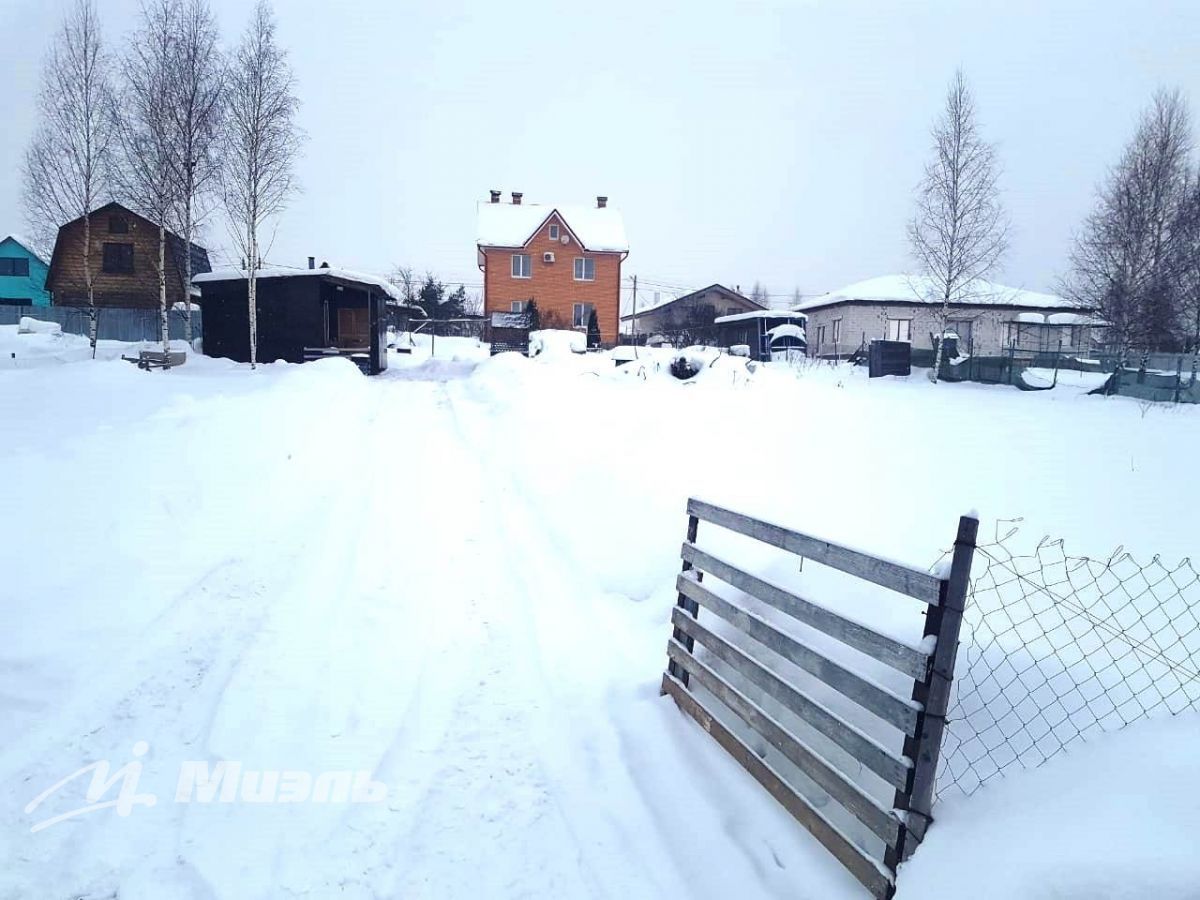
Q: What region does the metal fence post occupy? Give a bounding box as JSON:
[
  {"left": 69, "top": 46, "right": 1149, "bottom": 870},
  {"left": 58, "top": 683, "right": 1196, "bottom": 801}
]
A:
[{"left": 891, "top": 514, "right": 978, "bottom": 865}]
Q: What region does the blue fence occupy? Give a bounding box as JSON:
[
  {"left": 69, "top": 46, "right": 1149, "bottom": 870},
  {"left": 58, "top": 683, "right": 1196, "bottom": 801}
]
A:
[{"left": 0, "top": 304, "right": 202, "bottom": 343}]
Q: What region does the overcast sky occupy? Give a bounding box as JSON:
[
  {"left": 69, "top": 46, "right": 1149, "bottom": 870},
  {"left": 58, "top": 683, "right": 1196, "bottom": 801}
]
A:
[{"left": 3, "top": 0, "right": 1200, "bottom": 304}]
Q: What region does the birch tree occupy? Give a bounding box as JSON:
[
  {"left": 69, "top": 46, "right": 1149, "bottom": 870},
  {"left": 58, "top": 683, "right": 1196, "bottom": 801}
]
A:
[
  {"left": 21, "top": 0, "right": 115, "bottom": 354},
  {"left": 1064, "top": 90, "right": 1192, "bottom": 352},
  {"left": 115, "top": 0, "right": 180, "bottom": 352},
  {"left": 167, "top": 0, "right": 225, "bottom": 347},
  {"left": 909, "top": 70, "right": 1008, "bottom": 382},
  {"left": 223, "top": 0, "right": 300, "bottom": 368},
  {"left": 1171, "top": 170, "right": 1200, "bottom": 353}
]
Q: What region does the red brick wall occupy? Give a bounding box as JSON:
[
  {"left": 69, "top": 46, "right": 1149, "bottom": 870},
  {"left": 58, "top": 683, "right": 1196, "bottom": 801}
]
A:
[{"left": 482, "top": 212, "right": 623, "bottom": 345}]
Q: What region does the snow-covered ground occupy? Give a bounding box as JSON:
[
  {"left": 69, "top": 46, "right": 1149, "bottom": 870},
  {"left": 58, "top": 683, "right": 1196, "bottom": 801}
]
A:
[{"left": 1, "top": 330, "right": 1196, "bottom": 898}]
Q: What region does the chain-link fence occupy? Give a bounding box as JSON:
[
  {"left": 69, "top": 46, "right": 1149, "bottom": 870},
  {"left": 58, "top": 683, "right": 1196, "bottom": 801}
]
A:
[{"left": 936, "top": 522, "right": 1200, "bottom": 799}]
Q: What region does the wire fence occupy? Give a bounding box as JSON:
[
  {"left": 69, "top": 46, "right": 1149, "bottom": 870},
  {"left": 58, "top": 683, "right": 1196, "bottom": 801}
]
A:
[{"left": 936, "top": 521, "right": 1200, "bottom": 799}]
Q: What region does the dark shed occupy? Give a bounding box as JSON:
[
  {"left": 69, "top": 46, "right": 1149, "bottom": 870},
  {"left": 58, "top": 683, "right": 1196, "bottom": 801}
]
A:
[
  {"left": 713, "top": 310, "right": 808, "bottom": 361},
  {"left": 193, "top": 267, "right": 409, "bottom": 375}
]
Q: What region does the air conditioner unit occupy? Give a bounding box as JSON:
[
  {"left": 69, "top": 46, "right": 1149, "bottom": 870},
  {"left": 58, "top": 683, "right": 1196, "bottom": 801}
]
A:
[
  {"left": 543, "top": 251, "right": 555, "bottom": 263},
  {"left": 559, "top": 235, "right": 569, "bottom": 245}
]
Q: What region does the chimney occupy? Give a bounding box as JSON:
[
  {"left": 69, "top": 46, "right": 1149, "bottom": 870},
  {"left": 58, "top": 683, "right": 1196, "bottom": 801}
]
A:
[
  {"left": 489, "top": 190, "right": 501, "bottom": 204},
  {"left": 307, "top": 256, "right": 315, "bottom": 270},
  {"left": 511, "top": 191, "right": 523, "bottom": 205},
  {"left": 596, "top": 196, "right": 608, "bottom": 209}
]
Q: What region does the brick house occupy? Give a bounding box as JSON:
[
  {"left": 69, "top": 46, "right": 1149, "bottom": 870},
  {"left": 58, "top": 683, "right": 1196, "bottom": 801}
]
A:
[
  {"left": 45, "top": 201, "right": 211, "bottom": 308},
  {"left": 797, "top": 275, "right": 1103, "bottom": 359},
  {"left": 476, "top": 192, "right": 628, "bottom": 346}
]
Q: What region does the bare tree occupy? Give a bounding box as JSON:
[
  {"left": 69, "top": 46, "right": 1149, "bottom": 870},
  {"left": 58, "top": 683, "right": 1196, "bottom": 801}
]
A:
[
  {"left": 1171, "top": 169, "right": 1200, "bottom": 353},
  {"left": 388, "top": 265, "right": 418, "bottom": 305},
  {"left": 1064, "top": 89, "right": 1192, "bottom": 352},
  {"left": 909, "top": 70, "right": 1008, "bottom": 382},
  {"left": 114, "top": 0, "right": 181, "bottom": 352},
  {"left": 22, "top": 0, "right": 115, "bottom": 354},
  {"left": 223, "top": 0, "right": 300, "bottom": 368},
  {"left": 749, "top": 281, "right": 769, "bottom": 307},
  {"left": 167, "top": 0, "right": 224, "bottom": 346}
]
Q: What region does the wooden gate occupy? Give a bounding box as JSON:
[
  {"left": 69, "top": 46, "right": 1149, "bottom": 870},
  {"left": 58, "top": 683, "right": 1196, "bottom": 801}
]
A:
[{"left": 660, "top": 499, "right": 977, "bottom": 898}]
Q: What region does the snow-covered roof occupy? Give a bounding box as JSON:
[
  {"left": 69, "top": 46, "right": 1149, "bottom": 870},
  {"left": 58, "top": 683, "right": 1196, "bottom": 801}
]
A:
[
  {"left": 1, "top": 234, "right": 46, "bottom": 263},
  {"left": 194, "top": 265, "right": 407, "bottom": 303},
  {"left": 796, "top": 275, "right": 1081, "bottom": 312},
  {"left": 715, "top": 309, "right": 809, "bottom": 324},
  {"left": 767, "top": 323, "right": 806, "bottom": 341},
  {"left": 476, "top": 200, "right": 628, "bottom": 253}
]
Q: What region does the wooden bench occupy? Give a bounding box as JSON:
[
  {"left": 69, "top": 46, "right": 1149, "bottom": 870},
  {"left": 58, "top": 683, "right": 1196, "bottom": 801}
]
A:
[{"left": 122, "top": 350, "right": 187, "bottom": 370}]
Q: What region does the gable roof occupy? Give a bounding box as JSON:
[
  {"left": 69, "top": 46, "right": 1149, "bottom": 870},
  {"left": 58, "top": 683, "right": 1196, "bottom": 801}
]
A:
[
  {"left": 795, "top": 274, "right": 1085, "bottom": 313},
  {"left": 45, "top": 202, "right": 211, "bottom": 293},
  {"left": 476, "top": 200, "right": 628, "bottom": 253},
  {"left": 0, "top": 235, "right": 48, "bottom": 265},
  {"left": 620, "top": 283, "right": 762, "bottom": 321}
]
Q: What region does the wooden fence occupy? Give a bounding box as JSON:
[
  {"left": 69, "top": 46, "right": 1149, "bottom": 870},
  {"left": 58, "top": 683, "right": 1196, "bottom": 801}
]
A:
[{"left": 660, "top": 498, "right": 977, "bottom": 898}]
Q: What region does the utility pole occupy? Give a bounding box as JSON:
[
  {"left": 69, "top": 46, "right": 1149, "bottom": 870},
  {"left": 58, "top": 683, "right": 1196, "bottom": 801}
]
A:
[{"left": 630, "top": 274, "right": 638, "bottom": 358}]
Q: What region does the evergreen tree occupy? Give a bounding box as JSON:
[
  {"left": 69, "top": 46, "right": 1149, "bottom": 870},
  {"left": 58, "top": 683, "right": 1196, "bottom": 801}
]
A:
[
  {"left": 586, "top": 308, "right": 601, "bottom": 348},
  {"left": 524, "top": 298, "right": 541, "bottom": 331}
]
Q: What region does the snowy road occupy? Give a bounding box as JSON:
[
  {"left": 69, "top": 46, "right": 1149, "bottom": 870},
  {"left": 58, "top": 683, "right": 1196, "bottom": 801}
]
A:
[
  {"left": 0, "top": 356, "right": 863, "bottom": 899},
  {"left": 3, "top": 343, "right": 1197, "bottom": 899}
]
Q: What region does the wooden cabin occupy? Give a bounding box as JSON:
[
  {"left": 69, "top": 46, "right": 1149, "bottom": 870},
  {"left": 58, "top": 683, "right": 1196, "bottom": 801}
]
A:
[
  {"left": 193, "top": 265, "right": 413, "bottom": 375},
  {"left": 45, "top": 202, "right": 210, "bottom": 308}
]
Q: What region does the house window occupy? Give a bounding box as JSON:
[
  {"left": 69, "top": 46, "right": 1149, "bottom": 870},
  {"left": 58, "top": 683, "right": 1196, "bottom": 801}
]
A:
[
  {"left": 0, "top": 258, "right": 30, "bottom": 277},
  {"left": 108, "top": 216, "right": 129, "bottom": 234},
  {"left": 886, "top": 318, "right": 912, "bottom": 342},
  {"left": 511, "top": 254, "right": 531, "bottom": 278},
  {"left": 832, "top": 317, "right": 842, "bottom": 344},
  {"left": 573, "top": 302, "right": 594, "bottom": 328},
  {"left": 102, "top": 242, "right": 135, "bottom": 274},
  {"left": 946, "top": 319, "right": 972, "bottom": 346},
  {"left": 549, "top": 223, "right": 560, "bottom": 240},
  {"left": 817, "top": 324, "right": 826, "bottom": 346},
  {"left": 573, "top": 258, "right": 595, "bottom": 281},
  {"left": 510, "top": 300, "right": 527, "bottom": 313}
]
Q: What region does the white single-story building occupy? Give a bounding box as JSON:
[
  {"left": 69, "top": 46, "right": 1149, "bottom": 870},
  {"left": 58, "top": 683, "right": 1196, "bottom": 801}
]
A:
[{"left": 796, "top": 275, "right": 1105, "bottom": 359}]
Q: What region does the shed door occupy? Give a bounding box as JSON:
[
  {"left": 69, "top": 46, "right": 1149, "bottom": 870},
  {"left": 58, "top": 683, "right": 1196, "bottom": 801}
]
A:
[{"left": 337, "top": 307, "right": 369, "bottom": 347}]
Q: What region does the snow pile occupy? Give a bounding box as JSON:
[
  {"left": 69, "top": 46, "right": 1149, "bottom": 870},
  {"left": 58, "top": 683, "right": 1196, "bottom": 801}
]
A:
[
  {"left": 17, "top": 317, "right": 61, "bottom": 335},
  {"left": 897, "top": 712, "right": 1200, "bottom": 898},
  {"left": 528, "top": 328, "right": 585, "bottom": 357}
]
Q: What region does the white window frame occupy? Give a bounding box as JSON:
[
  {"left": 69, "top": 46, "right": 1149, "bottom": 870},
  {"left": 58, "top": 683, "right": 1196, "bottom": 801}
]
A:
[
  {"left": 832, "top": 317, "right": 842, "bottom": 344},
  {"left": 510, "top": 300, "right": 526, "bottom": 313},
  {"left": 511, "top": 254, "right": 531, "bottom": 279},
  {"left": 573, "top": 302, "right": 594, "bottom": 329},
  {"left": 887, "top": 318, "right": 912, "bottom": 342},
  {"left": 549, "top": 223, "right": 560, "bottom": 241},
  {"left": 573, "top": 257, "right": 595, "bottom": 282}
]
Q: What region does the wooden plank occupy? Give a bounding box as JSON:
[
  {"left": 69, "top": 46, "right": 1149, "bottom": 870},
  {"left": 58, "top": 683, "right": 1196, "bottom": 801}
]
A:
[
  {"left": 672, "top": 608, "right": 911, "bottom": 790},
  {"left": 688, "top": 498, "right": 942, "bottom": 605},
  {"left": 666, "top": 640, "right": 902, "bottom": 848},
  {"left": 677, "top": 571, "right": 919, "bottom": 735},
  {"left": 667, "top": 514, "right": 702, "bottom": 686},
  {"left": 681, "top": 542, "right": 930, "bottom": 680},
  {"left": 662, "top": 673, "right": 895, "bottom": 899}
]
